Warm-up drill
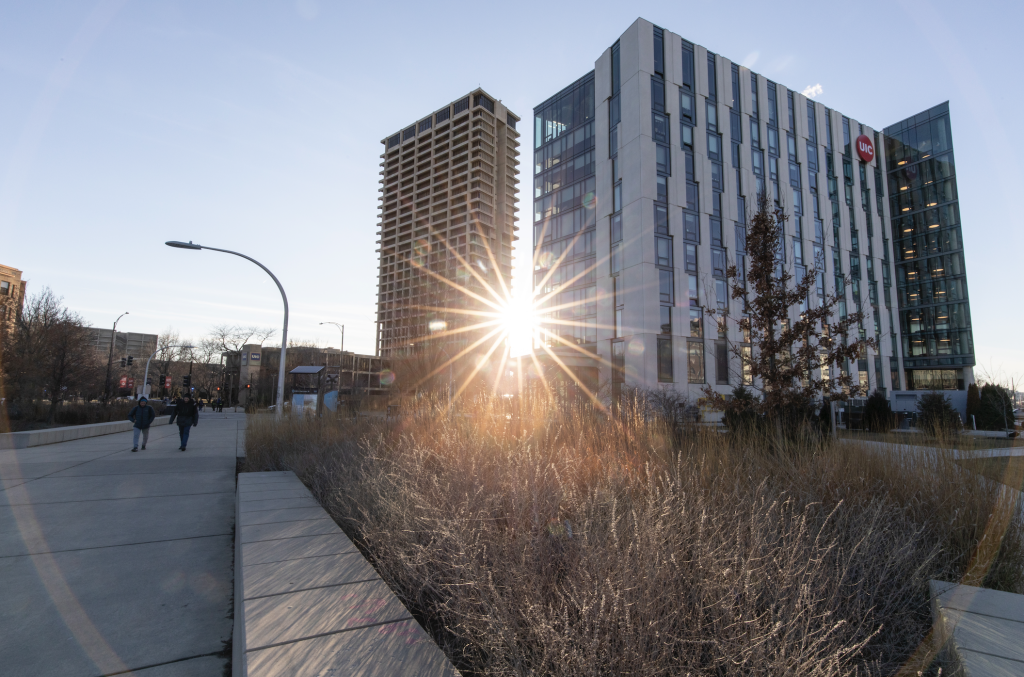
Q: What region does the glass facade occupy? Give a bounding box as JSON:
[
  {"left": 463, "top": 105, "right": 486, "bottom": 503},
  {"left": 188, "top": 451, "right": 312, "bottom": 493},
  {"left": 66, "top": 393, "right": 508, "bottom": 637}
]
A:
[
  {"left": 884, "top": 102, "right": 974, "bottom": 389},
  {"left": 533, "top": 72, "right": 597, "bottom": 347}
]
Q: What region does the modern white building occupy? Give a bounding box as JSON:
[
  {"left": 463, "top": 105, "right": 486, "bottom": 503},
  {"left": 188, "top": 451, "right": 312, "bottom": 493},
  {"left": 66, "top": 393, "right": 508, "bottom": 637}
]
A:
[{"left": 532, "top": 18, "right": 974, "bottom": 404}]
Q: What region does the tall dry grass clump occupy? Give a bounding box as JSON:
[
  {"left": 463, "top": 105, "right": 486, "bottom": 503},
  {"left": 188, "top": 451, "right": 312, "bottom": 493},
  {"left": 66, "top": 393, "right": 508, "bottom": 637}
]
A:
[{"left": 244, "top": 392, "right": 1024, "bottom": 676}]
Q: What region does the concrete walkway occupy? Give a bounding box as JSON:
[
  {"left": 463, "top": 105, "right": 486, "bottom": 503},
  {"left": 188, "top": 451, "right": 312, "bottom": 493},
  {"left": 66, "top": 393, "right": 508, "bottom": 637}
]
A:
[{"left": 0, "top": 412, "right": 246, "bottom": 677}]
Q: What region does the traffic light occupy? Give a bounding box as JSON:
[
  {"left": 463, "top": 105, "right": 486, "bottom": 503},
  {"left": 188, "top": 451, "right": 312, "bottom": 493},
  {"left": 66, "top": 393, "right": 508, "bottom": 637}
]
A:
[
  {"left": 246, "top": 384, "right": 251, "bottom": 390},
  {"left": 126, "top": 355, "right": 134, "bottom": 367},
  {"left": 182, "top": 374, "right": 191, "bottom": 389},
  {"left": 146, "top": 377, "right": 152, "bottom": 385},
  {"left": 216, "top": 387, "right": 221, "bottom": 391},
  {"left": 120, "top": 357, "right": 127, "bottom": 367}
]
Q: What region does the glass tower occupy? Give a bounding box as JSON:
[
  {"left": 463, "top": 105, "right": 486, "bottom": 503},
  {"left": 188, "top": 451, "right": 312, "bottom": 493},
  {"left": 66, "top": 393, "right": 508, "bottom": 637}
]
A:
[
  {"left": 531, "top": 72, "right": 598, "bottom": 390},
  {"left": 884, "top": 103, "right": 974, "bottom": 390}
]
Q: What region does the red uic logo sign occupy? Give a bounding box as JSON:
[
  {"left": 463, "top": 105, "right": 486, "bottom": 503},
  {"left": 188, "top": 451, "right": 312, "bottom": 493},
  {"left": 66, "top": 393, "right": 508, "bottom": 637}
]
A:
[{"left": 856, "top": 134, "right": 874, "bottom": 163}]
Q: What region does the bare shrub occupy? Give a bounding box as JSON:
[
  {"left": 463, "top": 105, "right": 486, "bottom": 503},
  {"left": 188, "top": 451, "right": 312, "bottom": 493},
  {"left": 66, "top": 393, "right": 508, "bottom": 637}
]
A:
[{"left": 244, "top": 393, "right": 1024, "bottom": 676}]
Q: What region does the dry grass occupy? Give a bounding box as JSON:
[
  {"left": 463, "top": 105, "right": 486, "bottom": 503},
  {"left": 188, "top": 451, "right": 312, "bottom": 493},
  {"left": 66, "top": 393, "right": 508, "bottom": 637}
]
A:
[{"left": 243, "top": 393, "right": 1024, "bottom": 676}]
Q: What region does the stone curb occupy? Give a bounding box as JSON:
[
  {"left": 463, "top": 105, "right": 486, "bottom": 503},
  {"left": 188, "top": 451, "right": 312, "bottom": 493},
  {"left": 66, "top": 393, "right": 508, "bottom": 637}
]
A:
[
  {"left": 930, "top": 579, "right": 1024, "bottom": 676},
  {"left": 234, "top": 471, "right": 460, "bottom": 677},
  {"left": 0, "top": 416, "right": 172, "bottom": 449}
]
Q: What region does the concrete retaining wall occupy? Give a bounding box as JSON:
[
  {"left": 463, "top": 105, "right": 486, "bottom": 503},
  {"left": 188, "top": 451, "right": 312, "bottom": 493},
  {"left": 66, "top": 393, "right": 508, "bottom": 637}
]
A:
[
  {"left": 234, "top": 471, "right": 459, "bottom": 677},
  {"left": 0, "top": 416, "right": 171, "bottom": 449}
]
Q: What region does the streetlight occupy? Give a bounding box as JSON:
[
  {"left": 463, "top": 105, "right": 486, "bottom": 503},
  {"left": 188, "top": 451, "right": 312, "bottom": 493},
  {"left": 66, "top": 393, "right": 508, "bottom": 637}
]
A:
[
  {"left": 103, "top": 311, "right": 129, "bottom": 402},
  {"left": 165, "top": 241, "right": 289, "bottom": 417},
  {"left": 141, "top": 344, "right": 193, "bottom": 399},
  {"left": 319, "top": 321, "right": 344, "bottom": 366}
]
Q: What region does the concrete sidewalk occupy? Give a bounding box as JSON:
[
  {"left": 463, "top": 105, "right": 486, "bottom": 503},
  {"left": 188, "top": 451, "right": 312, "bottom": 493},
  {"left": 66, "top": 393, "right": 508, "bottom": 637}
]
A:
[{"left": 0, "top": 412, "right": 246, "bottom": 677}]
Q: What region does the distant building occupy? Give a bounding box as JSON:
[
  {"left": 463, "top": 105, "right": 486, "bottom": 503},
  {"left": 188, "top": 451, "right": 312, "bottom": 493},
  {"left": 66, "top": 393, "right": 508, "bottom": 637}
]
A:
[
  {"left": 224, "top": 345, "right": 388, "bottom": 407},
  {"left": 375, "top": 89, "right": 521, "bottom": 360},
  {"left": 84, "top": 328, "right": 158, "bottom": 363},
  {"left": 0, "top": 264, "right": 27, "bottom": 337}
]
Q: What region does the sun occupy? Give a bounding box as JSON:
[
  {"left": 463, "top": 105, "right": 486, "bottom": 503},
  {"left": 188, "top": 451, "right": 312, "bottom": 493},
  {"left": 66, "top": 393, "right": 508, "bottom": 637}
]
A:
[{"left": 499, "top": 295, "right": 539, "bottom": 358}]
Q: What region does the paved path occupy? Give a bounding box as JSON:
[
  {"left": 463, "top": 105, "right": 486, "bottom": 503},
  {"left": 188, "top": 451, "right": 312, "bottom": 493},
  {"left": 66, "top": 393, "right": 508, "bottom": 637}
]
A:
[{"left": 0, "top": 412, "right": 246, "bottom": 677}]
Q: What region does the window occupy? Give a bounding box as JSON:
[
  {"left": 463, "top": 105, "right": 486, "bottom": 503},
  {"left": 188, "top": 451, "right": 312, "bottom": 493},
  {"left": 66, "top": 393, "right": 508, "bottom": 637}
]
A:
[
  {"left": 685, "top": 243, "right": 698, "bottom": 273},
  {"left": 787, "top": 90, "right": 795, "bottom": 130},
  {"left": 735, "top": 225, "right": 746, "bottom": 252},
  {"left": 611, "top": 213, "right": 622, "bottom": 242},
  {"left": 715, "top": 279, "right": 729, "bottom": 313},
  {"left": 656, "top": 145, "right": 671, "bottom": 174},
  {"left": 712, "top": 249, "right": 727, "bottom": 278},
  {"left": 707, "top": 134, "right": 721, "bottom": 160},
  {"left": 766, "top": 82, "right": 778, "bottom": 127},
  {"left": 688, "top": 341, "right": 705, "bottom": 383},
  {"left": 418, "top": 118, "right": 431, "bottom": 133},
  {"left": 653, "top": 25, "right": 664, "bottom": 75},
  {"left": 807, "top": 101, "right": 817, "bottom": 143},
  {"left": 707, "top": 53, "right": 717, "bottom": 100},
  {"left": 684, "top": 212, "right": 699, "bottom": 242},
  {"left": 731, "top": 63, "right": 741, "bottom": 111},
  {"left": 686, "top": 182, "right": 698, "bottom": 211},
  {"left": 767, "top": 128, "right": 779, "bottom": 156},
  {"left": 680, "top": 91, "right": 694, "bottom": 121},
  {"left": 680, "top": 40, "right": 694, "bottom": 91},
  {"left": 402, "top": 126, "right": 415, "bottom": 141},
  {"left": 611, "top": 41, "right": 620, "bottom": 94},
  {"left": 681, "top": 124, "right": 693, "bottom": 148},
  {"left": 657, "top": 175, "right": 668, "bottom": 203},
  {"left": 454, "top": 96, "right": 470, "bottom": 115},
  {"left": 655, "top": 205, "right": 669, "bottom": 235},
  {"left": 659, "top": 269, "right": 674, "bottom": 304},
  {"left": 473, "top": 94, "right": 493, "bottom": 113},
  {"left": 658, "top": 338, "right": 673, "bottom": 382},
  {"left": 660, "top": 306, "right": 672, "bottom": 334},
  {"left": 506, "top": 112, "right": 517, "bottom": 129},
  {"left": 388, "top": 133, "right": 400, "bottom": 148},
  {"left": 750, "top": 73, "right": 759, "bottom": 119},
  {"left": 653, "top": 112, "right": 670, "bottom": 143},
  {"left": 0, "top": 281, "right": 8, "bottom": 296},
  {"left": 716, "top": 341, "right": 729, "bottom": 384},
  {"left": 610, "top": 242, "right": 622, "bottom": 274},
  {"left": 689, "top": 308, "right": 703, "bottom": 337},
  {"left": 706, "top": 101, "right": 718, "bottom": 132},
  {"left": 656, "top": 236, "right": 673, "bottom": 266},
  {"left": 651, "top": 77, "right": 666, "bottom": 113},
  {"left": 842, "top": 116, "right": 851, "bottom": 155}
]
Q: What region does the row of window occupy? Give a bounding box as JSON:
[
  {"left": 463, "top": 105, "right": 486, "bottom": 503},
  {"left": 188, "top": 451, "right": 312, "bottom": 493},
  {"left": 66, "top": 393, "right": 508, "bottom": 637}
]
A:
[{"left": 899, "top": 277, "right": 968, "bottom": 308}]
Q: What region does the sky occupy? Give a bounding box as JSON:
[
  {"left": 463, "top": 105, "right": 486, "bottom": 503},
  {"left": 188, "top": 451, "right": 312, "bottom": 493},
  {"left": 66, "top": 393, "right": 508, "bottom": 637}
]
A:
[{"left": 2, "top": 0, "right": 1022, "bottom": 381}]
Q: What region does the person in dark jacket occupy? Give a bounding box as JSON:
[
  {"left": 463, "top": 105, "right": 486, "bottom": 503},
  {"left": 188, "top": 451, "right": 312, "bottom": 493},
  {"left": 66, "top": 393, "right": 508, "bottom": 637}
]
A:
[
  {"left": 128, "top": 396, "right": 157, "bottom": 452},
  {"left": 168, "top": 394, "right": 199, "bottom": 451}
]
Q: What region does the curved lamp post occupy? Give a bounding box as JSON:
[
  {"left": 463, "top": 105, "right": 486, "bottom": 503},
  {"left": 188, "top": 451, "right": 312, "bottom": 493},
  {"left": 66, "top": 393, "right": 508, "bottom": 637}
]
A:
[
  {"left": 165, "top": 241, "right": 288, "bottom": 417},
  {"left": 142, "top": 344, "right": 193, "bottom": 398}
]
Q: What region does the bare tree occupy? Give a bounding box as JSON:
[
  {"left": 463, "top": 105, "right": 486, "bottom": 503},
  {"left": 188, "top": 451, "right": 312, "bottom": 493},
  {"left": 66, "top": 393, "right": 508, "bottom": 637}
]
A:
[
  {"left": 210, "top": 324, "right": 276, "bottom": 354},
  {"left": 2, "top": 288, "right": 96, "bottom": 422}
]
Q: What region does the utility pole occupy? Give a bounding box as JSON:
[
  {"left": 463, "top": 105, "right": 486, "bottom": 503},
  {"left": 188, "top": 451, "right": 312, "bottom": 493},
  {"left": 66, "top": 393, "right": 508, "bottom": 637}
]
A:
[{"left": 103, "top": 312, "right": 129, "bottom": 403}]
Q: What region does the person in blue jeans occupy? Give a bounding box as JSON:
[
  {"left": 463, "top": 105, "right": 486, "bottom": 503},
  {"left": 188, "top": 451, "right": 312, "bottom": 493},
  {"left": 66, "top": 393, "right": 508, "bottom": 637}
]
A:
[
  {"left": 128, "top": 396, "right": 156, "bottom": 452},
  {"left": 168, "top": 394, "right": 199, "bottom": 451}
]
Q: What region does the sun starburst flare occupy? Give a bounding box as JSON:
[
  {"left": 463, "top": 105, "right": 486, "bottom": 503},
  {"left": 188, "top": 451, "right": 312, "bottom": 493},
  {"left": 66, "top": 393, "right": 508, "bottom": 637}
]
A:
[{"left": 396, "top": 218, "right": 617, "bottom": 410}]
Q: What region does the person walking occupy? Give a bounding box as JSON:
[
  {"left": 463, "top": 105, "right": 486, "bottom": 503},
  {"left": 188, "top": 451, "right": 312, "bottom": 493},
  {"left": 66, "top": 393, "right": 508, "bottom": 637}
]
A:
[
  {"left": 168, "top": 393, "right": 199, "bottom": 451},
  {"left": 128, "top": 396, "right": 156, "bottom": 452}
]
